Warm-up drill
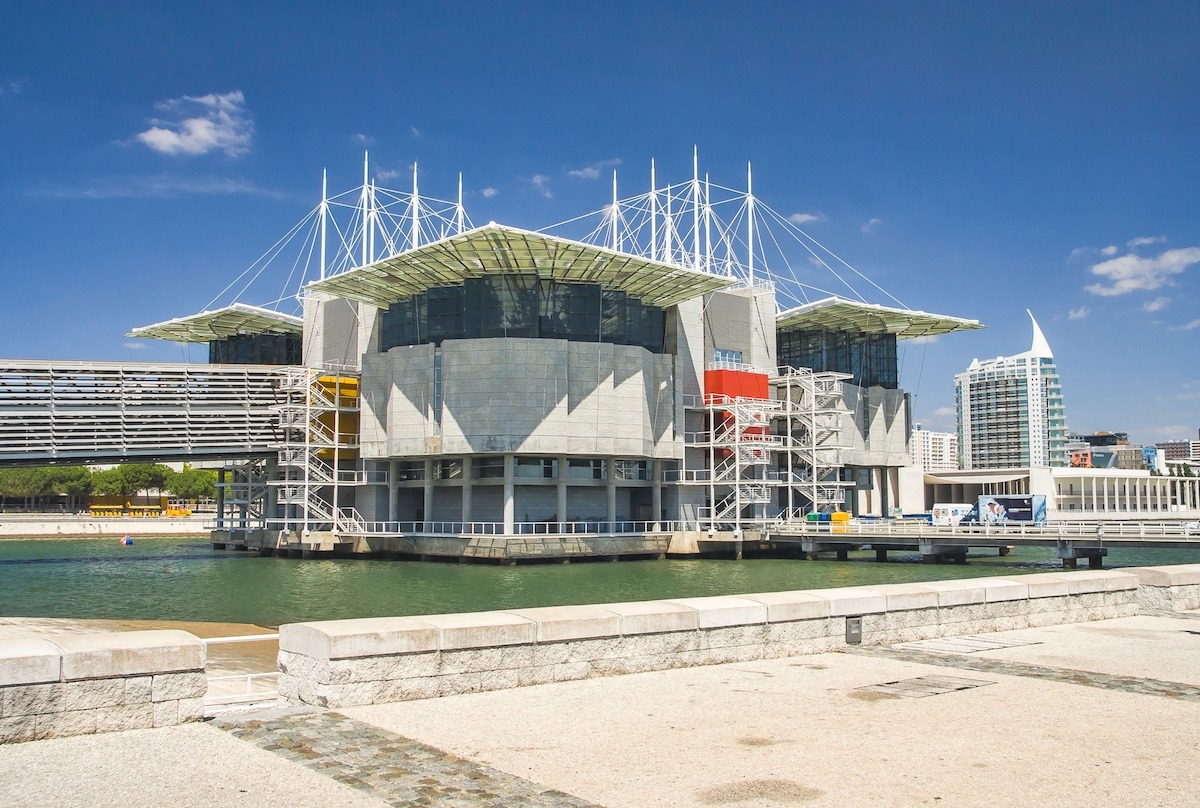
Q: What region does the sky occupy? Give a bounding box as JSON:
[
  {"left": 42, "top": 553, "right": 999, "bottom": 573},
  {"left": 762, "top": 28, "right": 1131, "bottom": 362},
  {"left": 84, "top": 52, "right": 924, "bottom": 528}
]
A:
[{"left": 1, "top": 1, "right": 1198, "bottom": 446}]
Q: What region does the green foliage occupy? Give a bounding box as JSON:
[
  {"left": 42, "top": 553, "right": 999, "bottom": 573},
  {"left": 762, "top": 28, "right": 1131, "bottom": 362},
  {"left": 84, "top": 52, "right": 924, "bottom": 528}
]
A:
[{"left": 165, "top": 465, "right": 217, "bottom": 500}]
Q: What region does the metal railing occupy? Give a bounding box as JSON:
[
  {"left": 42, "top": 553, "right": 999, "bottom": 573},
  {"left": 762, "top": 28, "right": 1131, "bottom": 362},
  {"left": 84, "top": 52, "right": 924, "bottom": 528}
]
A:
[
  {"left": 350, "top": 520, "right": 680, "bottom": 536},
  {"left": 203, "top": 633, "right": 280, "bottom": 712}
]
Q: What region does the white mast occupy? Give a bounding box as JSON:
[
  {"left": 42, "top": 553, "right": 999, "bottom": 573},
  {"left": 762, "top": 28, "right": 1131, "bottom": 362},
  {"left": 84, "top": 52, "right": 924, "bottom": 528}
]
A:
[
  {"left": 692, "top": 146, "right": 701, "bottom": 270},
  {"left": 368, "top": 180, "right": 376, "bottom": 263},
  {"left": 411, "top": 161, "right": 420, "bottom": 250},
  {"left": 746, "top": 161, "right": 755, "bottom": 286},
  {"left": 704, "top": 173, "right": 712, "bottom": 275},
  {"left": 649, "top": 159, "right": 658, "bottom": 262},
  {"left": 456, "top": 172, "right": 465, "bottom": 234},
  {"left": 319, "top": 168, "right": 328, "bottom": 280},
  {"left": 360, "top": 152, "right": 369, "bottom": 267},
  {"left": 610, "top": 170, "right": 619, "bottom": 251}
]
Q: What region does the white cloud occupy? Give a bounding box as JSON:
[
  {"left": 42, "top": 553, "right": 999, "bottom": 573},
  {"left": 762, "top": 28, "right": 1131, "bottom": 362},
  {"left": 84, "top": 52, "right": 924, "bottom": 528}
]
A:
[
  {"left": 861, "top": 217, "right": 882, "bottom": 234},
  {"left": 524, "top": 174, "right": 553, "bottom": 198},
  {"left": 123, "top": 342, "right": 149, "bottom": 350},
  {"left": 1068, "top": 247, "right": 1093, "bottom": 262},
  {"left": 1128, "top": 235, "right": 1166, "bottom": 248},
  {"left": 1142, "top": 296, "right": 1171, "bottom": 312},
  {"left": 1086, "top": 247, "right": 1200, "bottom": 296},
  {"left": 410, "top": 125, "right": 421, "bottom": 137},
  {"left": 352, "top": 133, "right": 374, "bottom": 145},
  {"left": 789, "top": 212, "right": 823, "bottom": 225},
  {"left": 933, "top": 406, "right": 956, "bottom": 418},
  {"left": 1143, "top": 424, "right": 1193, "bottom": 440},
  {"left": 29, "top": 174, "right": 280, "bottom": 199},
  {"left": 375, "top": 167, "right": 400, "bottom": 181},
  {"left": 481, "top": 187, "right": 497, "bottom": 198},
  {"left": 1170, "top": 318, "right": 1200, "bottom": 332},
  {"left": 1101, "top": 245, "right": 1118, "bottom": 256},
  {"left": 134, "top": 90, "right": 253, "bottom": 157},
  {"left": 0, "top": 77, "right": 29, "bottom": 96},
  {"left": 1067, "top": 306, "right": 1090, "bottom": 320},
  {"left": 568, "top": 158, "right": 621, "bottom": 180}
]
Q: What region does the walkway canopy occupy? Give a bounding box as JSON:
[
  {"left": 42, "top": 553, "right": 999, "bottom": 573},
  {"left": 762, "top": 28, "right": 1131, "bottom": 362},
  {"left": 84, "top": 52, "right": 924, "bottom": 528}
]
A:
[
  {"left": 776, "top": 297, "right": 983, "bottom": 338},
  {"left": 128, "top": 303, "right": 303, "bottom": 344},
  {"left": 304, "top": 222, "right": 737, "bottom": 309}
]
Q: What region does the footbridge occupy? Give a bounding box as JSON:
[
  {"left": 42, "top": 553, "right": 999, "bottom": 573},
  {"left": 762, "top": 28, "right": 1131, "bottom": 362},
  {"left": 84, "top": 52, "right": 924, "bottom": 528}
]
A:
[
  {"left": 753, "top": 520, "right": 1200, "bottom": 568},
  {"left": 0, "top": 360, "right": 285, "bottom": 466}
]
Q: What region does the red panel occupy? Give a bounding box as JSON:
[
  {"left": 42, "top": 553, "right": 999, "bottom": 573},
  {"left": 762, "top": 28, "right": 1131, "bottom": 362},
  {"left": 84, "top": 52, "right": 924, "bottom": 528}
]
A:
[{"left": 704, "top": 369, "right": 769, "bottom": 402}]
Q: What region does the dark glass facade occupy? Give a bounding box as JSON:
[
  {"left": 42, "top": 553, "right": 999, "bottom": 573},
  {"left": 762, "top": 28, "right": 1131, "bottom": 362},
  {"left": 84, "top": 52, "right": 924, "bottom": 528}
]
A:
[
  {"left": 381, "top": 277, "right": 666, "bottom": 352},
  {"left": 777, "top": 328, "right": 898, "bottom": 388},
  {"left": 209, "top": 333, "right": 301, "bottom": 365}
]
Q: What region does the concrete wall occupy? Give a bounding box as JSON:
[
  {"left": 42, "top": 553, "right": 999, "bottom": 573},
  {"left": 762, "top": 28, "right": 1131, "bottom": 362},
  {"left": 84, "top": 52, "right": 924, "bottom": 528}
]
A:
[
  {"left": 361, "top": 338, "right": 677, "bottom": 460},
  {"left": 302, "top": 293, "right": 360, "bottom": 369},
  {"left": 277, "top": 569, "right": 1145, "bottom": 709},
  {"left": 0, "top": 519, "right": 208, "bottom": 538},
  {"left": 841, "top": 384, "right": 910, "bottom": 468},
  {"left": 702, "top": 286, "right": 777, "bottom": 371},
  {"left": 0, "top": 630, "right": 206, "bottom": 744}
]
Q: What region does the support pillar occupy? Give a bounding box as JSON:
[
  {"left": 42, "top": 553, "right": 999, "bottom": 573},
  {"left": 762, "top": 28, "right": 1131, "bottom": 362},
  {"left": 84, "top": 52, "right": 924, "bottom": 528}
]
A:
[
  {"left": 422, "top": 458, "right": 434, "bottom": 528},
  {"left": 387, "top": 460, "right": 398, "bottom": 523},
  {"left": 606, "top": 457, "right": 617, "bottom": 532},
  {"left": 462, "top": 456, "right": 473, "bottom": 524},
  {"left": 875, "top": 547, "right": 887, "bottom": 562},
  {"left": 651, "top": 459, "right": 662, "bottom": 531},
  {"left": 216, "top": 468, "right": 226, "bottom": 528},
  {"left": 557, "top": 455, "right": 567, "bottom": 531},
  {"left": 503, "top": 453, "right": 515, "bottom": 535}
]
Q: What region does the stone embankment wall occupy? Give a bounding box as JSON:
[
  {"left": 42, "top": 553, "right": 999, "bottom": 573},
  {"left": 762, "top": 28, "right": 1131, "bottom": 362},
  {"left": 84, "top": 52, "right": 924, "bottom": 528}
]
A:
[
  {"left": 0, "top": 519, "right": 208, "bottom": 538},
  {"left": 279, "top": 570, "right": 1134, "bottom": 709},
  {"left": 0, "top": 630, "right": 206, "bottom": 744}
]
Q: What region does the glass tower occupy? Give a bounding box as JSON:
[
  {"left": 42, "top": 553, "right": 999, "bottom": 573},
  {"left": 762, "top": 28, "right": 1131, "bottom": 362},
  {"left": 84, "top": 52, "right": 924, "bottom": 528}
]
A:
[{"left": 954, "top": 311, "right": 1067, "bottom": 469}]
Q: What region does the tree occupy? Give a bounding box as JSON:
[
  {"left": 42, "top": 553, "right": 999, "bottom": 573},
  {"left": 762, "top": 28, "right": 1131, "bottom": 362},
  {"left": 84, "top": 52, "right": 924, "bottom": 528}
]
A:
[{"left": 165, "top": 465, "right": 217, "bottom": 500}]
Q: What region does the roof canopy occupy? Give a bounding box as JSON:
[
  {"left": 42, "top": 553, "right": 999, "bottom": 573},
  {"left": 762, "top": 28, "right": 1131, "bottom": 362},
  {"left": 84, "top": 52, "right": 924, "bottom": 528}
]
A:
[
  {"left": 304, "top": 222, "right": 737, "bottom": 309},
  {"left": 776, "top": 296, "right": 983, "bottom": 339},
  {"left": 127, "top": 303, "right": 303, "bottom": 344}
]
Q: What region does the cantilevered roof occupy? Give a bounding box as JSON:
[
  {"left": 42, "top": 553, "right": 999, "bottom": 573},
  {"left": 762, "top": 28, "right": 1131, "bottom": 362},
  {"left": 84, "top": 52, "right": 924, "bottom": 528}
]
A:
[
  {"left": 776, "top": 296, "right": 983, "bottom": 339},
  {"left": 127, "top": 303, "right": 303, "bottom": 344},
  {"left": 304, "top": 222, "right": 738, "bottom": 309}
]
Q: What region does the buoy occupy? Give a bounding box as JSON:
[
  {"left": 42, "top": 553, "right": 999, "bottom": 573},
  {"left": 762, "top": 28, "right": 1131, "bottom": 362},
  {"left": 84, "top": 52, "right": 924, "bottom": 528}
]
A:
[{"left": 120, "top": 536, "right": 133, "bottom": 546}]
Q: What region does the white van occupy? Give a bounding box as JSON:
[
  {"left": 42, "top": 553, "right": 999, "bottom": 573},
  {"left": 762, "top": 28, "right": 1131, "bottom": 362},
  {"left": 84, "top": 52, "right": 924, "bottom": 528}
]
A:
[{"left": 932, "top": 503, "right": 973, "bottom": 527}]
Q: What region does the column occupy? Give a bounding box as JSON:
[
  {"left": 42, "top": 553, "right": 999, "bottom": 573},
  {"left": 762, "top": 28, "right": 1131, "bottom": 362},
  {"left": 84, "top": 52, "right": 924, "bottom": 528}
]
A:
[
  {"left": 216, "top": 468, "right": 226, "bottom": 528},
  {"left": 606, "top": 457, "right": 617, "bottom": 531},
  {"left": 503, "top": 453, "right": 515, "bottom": 535},
  {"left": 652, "top": 459, "right": 663, "bottom": 530},
  {"left": 387, "top": 459, "right": 398, "bottom": 524},
  {"left": 422, "top": 458, "right": 434, "bottom": 528},
  {"left": 461, "top": 457, "right": 473, "bottom": 525},
  {"left": 556, "top": 455, "right": 567, "bottom": 531}
]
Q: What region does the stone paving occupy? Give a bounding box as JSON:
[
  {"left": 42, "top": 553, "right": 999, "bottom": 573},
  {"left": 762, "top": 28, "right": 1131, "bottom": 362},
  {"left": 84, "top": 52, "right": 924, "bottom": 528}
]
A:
[
  {"left": 844, "top": 644, "right": 1200, "bottom": 701},
  {"left": 211, "top": 707, "right": 600, "bottom": 808}
]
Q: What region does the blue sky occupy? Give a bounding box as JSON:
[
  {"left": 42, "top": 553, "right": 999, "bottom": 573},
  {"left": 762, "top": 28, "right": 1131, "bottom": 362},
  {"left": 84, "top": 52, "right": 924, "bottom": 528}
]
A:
[{"left": 2, "top": 1, "right": 1197, "bottom": 445}]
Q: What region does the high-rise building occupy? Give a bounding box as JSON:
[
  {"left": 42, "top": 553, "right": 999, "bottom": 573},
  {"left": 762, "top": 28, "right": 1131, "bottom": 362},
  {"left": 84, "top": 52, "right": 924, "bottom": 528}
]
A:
[
  {"left": 955, "top": 311, "right": 1067, "bottom": 469},
  {"left": 910, "top": 425, "right": 959, "bottom": 472}
]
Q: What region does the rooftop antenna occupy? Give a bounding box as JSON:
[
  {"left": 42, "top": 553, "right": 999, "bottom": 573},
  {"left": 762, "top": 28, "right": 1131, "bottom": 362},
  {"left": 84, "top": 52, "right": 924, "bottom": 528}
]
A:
[{"left": 319, "top": 168, "right": 328, "bottom": 280}]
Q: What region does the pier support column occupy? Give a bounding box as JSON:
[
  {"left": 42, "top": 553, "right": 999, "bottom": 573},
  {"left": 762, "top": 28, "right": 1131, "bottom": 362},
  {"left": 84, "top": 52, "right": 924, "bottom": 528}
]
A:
[
  {"left": 651, "top": 459, "right": 662, "bottom": 531},
  {"left": 836, "top": 548, "right": 849, "bottom": 561},
  {"left": 216, "top": 469, "right": 226, "bottom": 528},
  {"left": 503, "top": 454, "right": 515, "bottom": 535},
  {"left": 875, "top": 548, "right": 888, "bottom": 562},
  {"left": 606, "top": 458, "right": 617, "bottom": 532},
  {"left": 557, "top": 455, "right": 567, "bottom": 531},
  {"left": 423, "top": 459, "right": 434, "bottom": 528},
  {"left": 387, "top": 460, "right": 398, "bottom": 523},
  {"left": 462, "top": 457, "right": 473, "bottom": 523}
]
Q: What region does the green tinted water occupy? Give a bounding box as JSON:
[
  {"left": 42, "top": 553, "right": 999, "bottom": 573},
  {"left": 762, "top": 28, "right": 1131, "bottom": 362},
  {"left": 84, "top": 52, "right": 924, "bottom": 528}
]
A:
[{"left": 1, "top": 537, "right": 1193, "bottom": 628}]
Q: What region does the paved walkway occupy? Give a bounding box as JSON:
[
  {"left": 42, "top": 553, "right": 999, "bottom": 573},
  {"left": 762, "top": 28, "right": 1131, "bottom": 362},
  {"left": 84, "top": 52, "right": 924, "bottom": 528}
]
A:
[{"left": 3, "top": 612, "right": 1199, "bottom": 807}]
